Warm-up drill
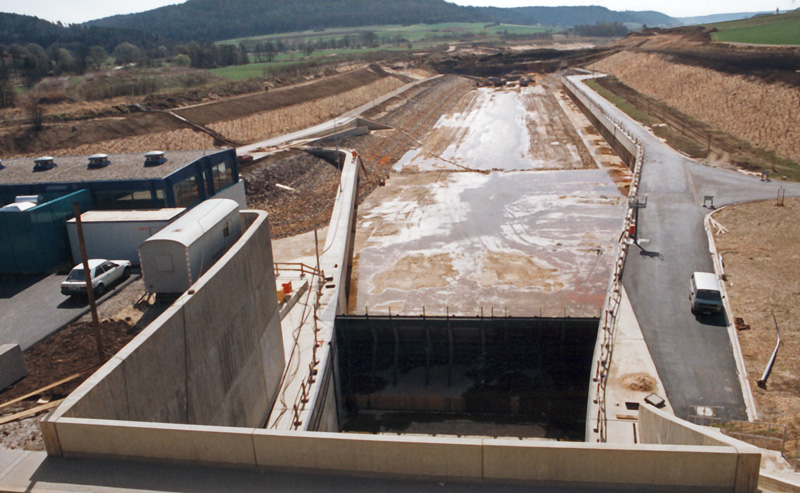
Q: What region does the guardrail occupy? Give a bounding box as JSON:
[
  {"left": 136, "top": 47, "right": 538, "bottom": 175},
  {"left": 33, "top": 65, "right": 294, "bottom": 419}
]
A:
[
  {"left": 563, "top": 75, "right": 645, "bottom": 443},
  {"left": 274, "top": 262, "right": 322, "bottom": 279}
]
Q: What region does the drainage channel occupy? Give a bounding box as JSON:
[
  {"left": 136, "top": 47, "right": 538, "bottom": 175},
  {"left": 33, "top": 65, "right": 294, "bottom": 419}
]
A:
[{"left": 335, "top": 315, "right": 597, "bottom": 440}]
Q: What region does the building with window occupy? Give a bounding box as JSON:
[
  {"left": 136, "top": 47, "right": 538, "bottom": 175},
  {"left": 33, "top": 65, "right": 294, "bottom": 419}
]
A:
[{"left": 0, "top": 149, "right": 245, "bottom": 273}]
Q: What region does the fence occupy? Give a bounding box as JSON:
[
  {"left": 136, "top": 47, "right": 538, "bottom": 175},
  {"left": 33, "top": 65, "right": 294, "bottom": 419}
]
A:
[{"left": 689, "top": 413, "right": 800, "bottom": 473}]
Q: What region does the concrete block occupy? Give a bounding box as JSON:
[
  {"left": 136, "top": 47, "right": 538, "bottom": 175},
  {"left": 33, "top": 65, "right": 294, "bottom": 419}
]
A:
[
  {"left": 484, "top": 439, "right": 739, "bottom": 488},
  {"left": 0, "top": 344, "right": 27, "bottom": 391},
  {"left": 55, "top": 418, "right": 257, "bottom": 466},
  {"left": 252, "top": 431, "right": 483, "bottom": 480}
]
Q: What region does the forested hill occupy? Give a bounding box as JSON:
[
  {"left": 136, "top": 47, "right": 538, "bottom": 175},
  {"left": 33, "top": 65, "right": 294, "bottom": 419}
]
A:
[
  {"left": 483, "top": 7, "right": 678, "bottom": 29},
  {"left": 0, "top": 12, "right": 159, "bottom": 52},
  {"left": 87, "top": 0, "right": 484, "bottom": 41},
  {"left": 86, "top": 0, "right": 679, "bottom": 42}
]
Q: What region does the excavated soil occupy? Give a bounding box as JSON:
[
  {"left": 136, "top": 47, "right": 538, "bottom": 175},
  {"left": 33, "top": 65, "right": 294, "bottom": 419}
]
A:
[
  {"left": 713, "top": 197, "right": 800, "bottom": 455},
  {"left": 241, "top": 75, "right": 475, "bottom": 239},
  {"left": 0, "top": 65, "right": 406, "bottom": 158},
  {"left": 243, "top": 150, "right": 340, "bottom": 238},
  {"left": 588, "top": 50, "right": 800, "bottom": 168}
]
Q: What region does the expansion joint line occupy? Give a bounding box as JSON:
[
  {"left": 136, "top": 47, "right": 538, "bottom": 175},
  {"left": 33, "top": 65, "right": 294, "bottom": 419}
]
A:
[{"left": 377, "top": 120, "right": 486, "bottom": 174}]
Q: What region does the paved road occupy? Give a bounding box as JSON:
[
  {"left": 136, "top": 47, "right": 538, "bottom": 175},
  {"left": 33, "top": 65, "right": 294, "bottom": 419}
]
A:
[
  {"left": 0, "top": 272, "right": 138, "bottom": 350},
  {"left": 570, "top": 75, "right": 800, "bottom": 422}
]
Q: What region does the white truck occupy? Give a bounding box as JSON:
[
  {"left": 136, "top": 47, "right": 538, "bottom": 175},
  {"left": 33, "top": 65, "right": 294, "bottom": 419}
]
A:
[{"left": 690, "top": 272, "right": 723, "bottom": 315}]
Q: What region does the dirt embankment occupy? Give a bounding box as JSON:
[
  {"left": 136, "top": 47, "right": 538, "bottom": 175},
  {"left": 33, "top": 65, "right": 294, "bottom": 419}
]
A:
[
  {"left": 210, "top": 77, "right": 406, "bottom": 144},
  {"left": 242, "top": 75, "right": 474, "bottom": 238},
  {"left": 589, "top": 50, "right": 800, "bottom": 169},
  {"left": 712, "top": 198, "right": 800, "bottom": 454},
  {"left": 0, "top": 65, "right": 409, "bottom": 158}
]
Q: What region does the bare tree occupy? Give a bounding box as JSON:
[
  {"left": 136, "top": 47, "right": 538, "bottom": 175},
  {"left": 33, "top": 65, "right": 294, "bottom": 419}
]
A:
[{"left": 26, "top": 94, "right": 43, "bottom": 131}]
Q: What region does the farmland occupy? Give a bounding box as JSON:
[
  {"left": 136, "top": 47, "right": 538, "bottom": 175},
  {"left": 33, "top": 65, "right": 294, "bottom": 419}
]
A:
[
  {"left": 709, "top": 10, "right": 800, "bottom": 45},
  {"left": 211, "top": 22, "right": 556, "bottom": 80},
  {"left": 220, "top": 22, "right": 553, "bottom": 47}
]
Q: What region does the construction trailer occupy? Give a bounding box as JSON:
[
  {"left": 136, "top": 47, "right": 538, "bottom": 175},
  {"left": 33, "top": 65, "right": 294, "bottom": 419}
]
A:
[
  {"left": 67, "top": 209, "right": 185, "bottom": 265},
  {"left": 138, "top": 198, "right": 242, "bottom": 295}
]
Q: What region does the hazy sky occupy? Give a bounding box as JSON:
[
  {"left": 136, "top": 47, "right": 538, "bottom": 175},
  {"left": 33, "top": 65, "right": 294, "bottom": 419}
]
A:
[{"left": 2, "top": 0, "right": 798, "bottom": 25}]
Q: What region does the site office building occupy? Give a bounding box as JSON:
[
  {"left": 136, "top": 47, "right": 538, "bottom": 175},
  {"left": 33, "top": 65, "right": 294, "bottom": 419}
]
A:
[{"left": 0, "top": 149, "right": 244, "bottom": 274}]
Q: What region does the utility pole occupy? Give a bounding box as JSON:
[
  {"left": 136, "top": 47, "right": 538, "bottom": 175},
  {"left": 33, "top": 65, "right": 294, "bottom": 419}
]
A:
[{"left": 73, "top": 202, "right": 105, "bottom": 363}]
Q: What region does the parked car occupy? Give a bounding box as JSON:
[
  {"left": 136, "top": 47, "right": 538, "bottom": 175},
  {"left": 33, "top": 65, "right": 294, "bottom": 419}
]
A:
[
  {"left": 61, "top": 259, "right": 132, "bottom": 298},
  {"left": 237, "top": 154, "right": 254, "bottom": 165}
]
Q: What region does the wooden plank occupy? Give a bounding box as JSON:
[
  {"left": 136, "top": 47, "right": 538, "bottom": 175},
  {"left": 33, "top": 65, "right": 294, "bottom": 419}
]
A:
[
  {"left": 0, "top": 370, "right": 92, "bottom": 410},
  {"left": 616, "top": 414, "right": 638, "bottom": 421},
  {"left": 0, "top": 399, "right": 64, "bottom": 425}
]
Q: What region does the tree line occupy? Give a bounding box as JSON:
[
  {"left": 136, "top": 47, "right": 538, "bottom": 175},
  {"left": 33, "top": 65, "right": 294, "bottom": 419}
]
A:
[{"left": 571, "top": 22, "right": 629, "bottom": 37}]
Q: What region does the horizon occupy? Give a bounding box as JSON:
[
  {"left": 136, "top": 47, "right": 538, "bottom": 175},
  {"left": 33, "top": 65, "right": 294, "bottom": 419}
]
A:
[{"left": 1, "top": 0, "right": 797, "bottom": 25}]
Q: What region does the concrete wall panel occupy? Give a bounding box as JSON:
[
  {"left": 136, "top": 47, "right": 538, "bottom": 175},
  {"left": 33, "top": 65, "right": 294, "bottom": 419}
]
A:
[
  {"left": 252, "top": 431, "right": 483, "bottom": 480},
  {"left": 638, "top": 405, "right": 761, "bottom": 492},
  {"left": 484, "top": 439, "right": 737, "bottom": 489},
  {"left": 121, "top": 309, "right": 188, "bottom": 423},
  {"left": 62, "top": 356, "right": 129, "bottom": 421},
  {"left": 258, "top": 309, "right": 284, "bottom": 418},
  {"left": 55, "top": 418, "right": 256, "bottom": 466}
]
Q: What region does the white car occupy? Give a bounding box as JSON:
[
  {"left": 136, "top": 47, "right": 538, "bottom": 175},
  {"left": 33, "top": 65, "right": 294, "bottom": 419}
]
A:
[{"left": 61, "top": 259, "right": 132, "bottom": 298}]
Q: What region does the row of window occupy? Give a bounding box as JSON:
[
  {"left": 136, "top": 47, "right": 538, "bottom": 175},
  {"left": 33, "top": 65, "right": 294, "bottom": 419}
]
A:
[{"left": 91, "top": 159, "right": 235, "bottom": 209}]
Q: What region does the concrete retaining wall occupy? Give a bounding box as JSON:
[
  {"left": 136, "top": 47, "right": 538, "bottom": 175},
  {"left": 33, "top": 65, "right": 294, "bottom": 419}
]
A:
[
  {"left": 639, "top": 405, "right": 761, "bottom": 492},
  {"left": 215, "top": 179, "right": 247, "bottom": 209},
  {"left": 41, "top": 415, "right": 757, "bottom": 490},
  {"left": 44, "top": 210, "right": 284, "bottom": 435},
  {"left": 288, "top": 148, "right": 360, "bottom": 433},
  {"left": 562, "top": 77, "right": 637, "bottom": 169}
]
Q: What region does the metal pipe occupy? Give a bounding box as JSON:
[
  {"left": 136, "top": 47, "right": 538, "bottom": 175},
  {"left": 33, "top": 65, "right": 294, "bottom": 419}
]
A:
[{"left": 757, "top": 310, "right": 781, "bottom": 389}]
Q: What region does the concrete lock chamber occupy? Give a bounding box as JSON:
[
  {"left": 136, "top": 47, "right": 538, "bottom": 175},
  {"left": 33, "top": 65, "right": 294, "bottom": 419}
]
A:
[{"left": 335, "top": 315, "right": 598, "bottom": 440}]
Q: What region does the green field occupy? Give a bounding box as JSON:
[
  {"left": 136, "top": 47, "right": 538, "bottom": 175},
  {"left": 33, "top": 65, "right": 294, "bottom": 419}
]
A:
[
  {"left": 219, "top": 22, "right": 552, "bottom": 46},
  {"left": 709, "top": 10, "right": 800, "bottom": 45},
  {"left": 211, "top": 22, "right": 554, "bottom": 80}
]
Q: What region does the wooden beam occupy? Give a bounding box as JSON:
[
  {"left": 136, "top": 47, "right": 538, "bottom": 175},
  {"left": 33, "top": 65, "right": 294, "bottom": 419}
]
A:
[
  {"left": 0, "top": 372, "right": 88, "bottom": 410},
  {"left": 0, "top": 399, "right": 65, "bottom": 425}
]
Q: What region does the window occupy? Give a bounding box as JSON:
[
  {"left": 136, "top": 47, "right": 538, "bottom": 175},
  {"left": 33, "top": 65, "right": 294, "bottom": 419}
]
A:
[
  {"left": 94, "top": 189, "right": 156, "bottom": 210},
  {"left": 174, "top": 176, "right": 201, "bottom": 207},
  {"left": 212, "top": 160, "right": 233, "bottom": 192}
]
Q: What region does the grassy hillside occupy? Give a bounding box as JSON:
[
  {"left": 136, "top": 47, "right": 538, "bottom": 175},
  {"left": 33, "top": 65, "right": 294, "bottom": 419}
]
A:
[
  {"left": 709, "top": 10, "right": 800, "bottom": 45},
  {"left": 220, "top": 23, "right": 551, "bottom": 46}
]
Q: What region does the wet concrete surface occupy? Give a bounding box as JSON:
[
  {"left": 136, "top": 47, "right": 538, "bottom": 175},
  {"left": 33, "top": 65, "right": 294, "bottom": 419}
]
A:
[
  {"left": 351, "top": 84, "right": 629, "bottom": 318},
  {"left": 394, "top": 86, "right": 590, "bottom": 172},
  {"left": 350, "top": 170, "right": 624, "bottom": 317}
]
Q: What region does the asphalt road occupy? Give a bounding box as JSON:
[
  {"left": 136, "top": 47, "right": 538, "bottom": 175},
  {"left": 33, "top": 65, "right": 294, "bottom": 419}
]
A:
[
  {"left": 0, "top": 272, "right": 138, "bottom": 351},
  {"left": 570, "top": 74, "right": 800, "bottom": 422}
]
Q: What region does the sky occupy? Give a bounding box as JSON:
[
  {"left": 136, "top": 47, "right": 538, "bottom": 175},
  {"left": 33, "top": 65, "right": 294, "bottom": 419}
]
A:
[{"left": 1, "top": 0, "right": 798, "bottom": 25}]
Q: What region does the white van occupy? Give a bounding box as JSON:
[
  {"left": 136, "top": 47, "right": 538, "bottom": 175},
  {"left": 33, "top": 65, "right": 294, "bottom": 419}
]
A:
[{"left": 690, "top": 272, "right": 723, "bottom": 315}]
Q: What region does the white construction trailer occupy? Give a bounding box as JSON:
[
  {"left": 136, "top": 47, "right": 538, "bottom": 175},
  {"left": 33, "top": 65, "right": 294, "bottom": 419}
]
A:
[
  {"left": 67, "top": 209, "right": 185, "bottom": 265},
  {"left": 138, "top": 198, "right": 242, "bottom": 295}
]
